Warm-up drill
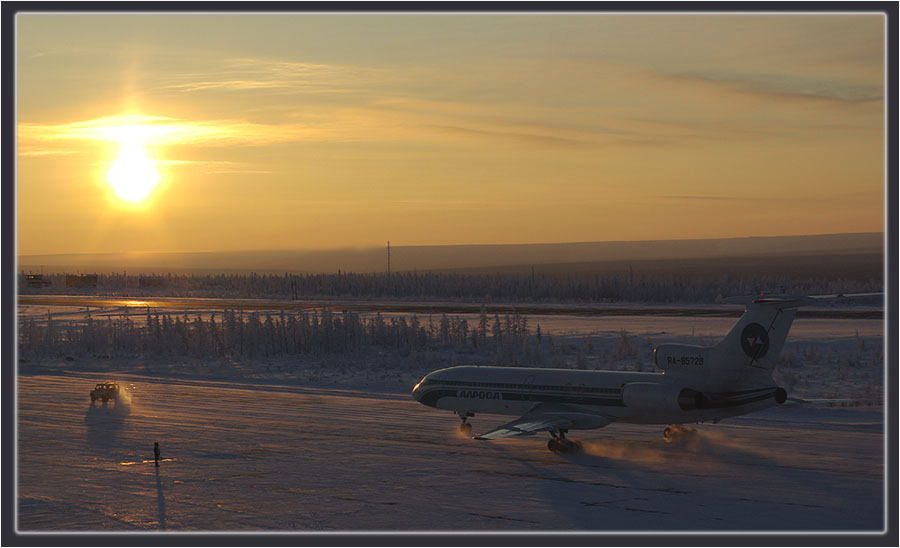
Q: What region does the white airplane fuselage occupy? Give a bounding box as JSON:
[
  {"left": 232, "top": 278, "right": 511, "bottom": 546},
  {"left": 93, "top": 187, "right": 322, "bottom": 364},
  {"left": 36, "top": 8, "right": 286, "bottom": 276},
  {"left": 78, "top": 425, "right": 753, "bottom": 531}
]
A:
[
  {"left": 411, "top": 295, "right": 877, "bottom": 446},
  {"left": 412, "top": 365, "right": 782, "bottom": 427}
]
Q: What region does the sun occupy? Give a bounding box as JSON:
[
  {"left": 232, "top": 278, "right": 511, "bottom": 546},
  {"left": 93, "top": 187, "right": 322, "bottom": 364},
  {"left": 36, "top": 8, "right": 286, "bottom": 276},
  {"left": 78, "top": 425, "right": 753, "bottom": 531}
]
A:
[{"left": 106, "top": 131, "right": 161, "bottom": 204}]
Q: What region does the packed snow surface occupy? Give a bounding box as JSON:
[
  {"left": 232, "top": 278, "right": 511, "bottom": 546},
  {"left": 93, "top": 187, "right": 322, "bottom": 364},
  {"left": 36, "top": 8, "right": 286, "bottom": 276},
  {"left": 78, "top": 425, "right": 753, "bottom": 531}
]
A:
[{"left": 17, "top": 373, "right": 883, "bottom": 533}]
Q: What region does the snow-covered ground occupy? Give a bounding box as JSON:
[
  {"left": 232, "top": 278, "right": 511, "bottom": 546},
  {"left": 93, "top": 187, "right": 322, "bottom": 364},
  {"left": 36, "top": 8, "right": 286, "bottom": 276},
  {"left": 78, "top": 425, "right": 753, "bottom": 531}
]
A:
[
  {"left": 17, "top": 373, "right": 884, "bottom": 533},
  {"left": 15, "top": 303, "right": 886, "bottom": 533}
]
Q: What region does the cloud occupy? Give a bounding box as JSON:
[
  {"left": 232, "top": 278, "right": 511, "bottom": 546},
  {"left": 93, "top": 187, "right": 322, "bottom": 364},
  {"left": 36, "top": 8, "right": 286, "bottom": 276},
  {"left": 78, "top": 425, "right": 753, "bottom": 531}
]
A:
[
  {"left": 389, "top": 199, "right": 484, "bottom": 211},
  {"left": 369, "top": 97, "right": 682, "bottom": 149},
  {"left": 655, "top": 70, "right": 882, "bottom": 107},
  {"left": 20, "top": 48, "right": 882, "bottom": 161},
  {"left": 158, "top": 159, "right": 276, "bottom": 175},
  {"left": 17, "top": 113, "right": 350, "bottom": 152},
  {"left": 13, "top": 105, "right": 704, "bottom": 160},
  {"left": 421, "top": 124, "right": 596, "bottom": 149},
  {"left": 18, "top": 149, "right": 86, "bottom": 157},
  {"left": 660, "top": 195, "right": 742, "bottom": 202},
  {"left": 152, "top": 57, "right": 385, "bottom": 95}
]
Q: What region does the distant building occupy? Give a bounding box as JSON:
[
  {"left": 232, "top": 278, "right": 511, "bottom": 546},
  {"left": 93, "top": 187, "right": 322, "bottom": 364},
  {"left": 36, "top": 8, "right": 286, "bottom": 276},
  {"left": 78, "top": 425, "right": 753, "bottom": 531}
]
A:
[
  {"left": 66, "top": 274, "right": 98, "bottom": 289},
  {"left": 139, "top": 276, "right": 166, "bottom": 288},
  {"left": 24, "top": 274, "right": 51, "bottom": 288}
]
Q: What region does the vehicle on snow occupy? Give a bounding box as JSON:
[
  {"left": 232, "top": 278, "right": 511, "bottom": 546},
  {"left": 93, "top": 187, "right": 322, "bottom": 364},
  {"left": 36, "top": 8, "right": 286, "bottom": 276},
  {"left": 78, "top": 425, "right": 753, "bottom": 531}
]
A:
[{"left": 90, "top": 381, "right": 120, "bottom": 403}]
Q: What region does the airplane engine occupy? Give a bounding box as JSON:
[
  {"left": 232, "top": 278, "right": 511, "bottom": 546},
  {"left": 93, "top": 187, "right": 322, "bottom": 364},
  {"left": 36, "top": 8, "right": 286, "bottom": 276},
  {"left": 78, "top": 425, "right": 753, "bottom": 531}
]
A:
[
  {"left": 775, "top": 387, "right": 787, "bottom": 404},
  {"left": 621, "top": 382, "right": 707, "bottom": 412}
]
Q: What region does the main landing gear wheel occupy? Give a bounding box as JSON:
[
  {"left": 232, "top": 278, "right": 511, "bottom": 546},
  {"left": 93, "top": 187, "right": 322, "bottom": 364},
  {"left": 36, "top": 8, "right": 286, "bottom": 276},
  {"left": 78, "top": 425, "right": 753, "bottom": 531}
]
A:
[
  {"left": 547, "top": 439, "right": 582, "bottom": 453},
  {"left": 663, "top": 424, "right": 697, "bottom": 444},
  {"left": 547, "top": 429, "right": 582, "bottom": 453},
  {"left": 458, "top": 411, "right": 474, "bottom": 435}
]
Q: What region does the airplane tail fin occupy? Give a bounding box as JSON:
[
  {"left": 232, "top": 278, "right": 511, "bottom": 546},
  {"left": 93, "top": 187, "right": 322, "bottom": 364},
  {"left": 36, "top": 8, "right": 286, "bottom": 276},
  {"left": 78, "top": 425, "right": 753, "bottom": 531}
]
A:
[
  {"left": 715, "top": 293, "right": 881, "bottom": 373},
  {"left": 657, "top": 293, "right": 881, "bottom": 382},
  {"left": 715, "top": 296, "right": 809, "bottom": 374}
]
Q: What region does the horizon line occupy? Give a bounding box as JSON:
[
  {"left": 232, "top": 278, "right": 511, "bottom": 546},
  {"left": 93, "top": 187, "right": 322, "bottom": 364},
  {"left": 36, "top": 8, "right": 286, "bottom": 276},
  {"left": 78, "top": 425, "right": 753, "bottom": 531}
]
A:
[{"left": 16, "top": 230, "right": 885, "bottom": 259}]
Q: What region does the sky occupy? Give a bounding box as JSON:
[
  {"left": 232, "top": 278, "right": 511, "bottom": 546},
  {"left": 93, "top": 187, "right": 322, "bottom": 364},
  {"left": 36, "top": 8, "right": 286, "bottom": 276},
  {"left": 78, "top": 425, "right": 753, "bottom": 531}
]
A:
[{"left": 16, "top": 13, "right": 886, "bottom": 255}]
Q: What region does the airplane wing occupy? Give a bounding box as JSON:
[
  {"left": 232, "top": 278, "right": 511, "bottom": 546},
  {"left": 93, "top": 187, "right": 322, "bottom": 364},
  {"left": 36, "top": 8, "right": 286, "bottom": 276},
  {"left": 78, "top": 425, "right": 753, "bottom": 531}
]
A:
[
  {"left": 473, "top": 403, "right": 612, "bottom": 440},
  {"left": 474, "top": 415, "right": 573, "bottom": 440},
  {"left": 779, "top": 396, "right": 811, "bottom": 408}
]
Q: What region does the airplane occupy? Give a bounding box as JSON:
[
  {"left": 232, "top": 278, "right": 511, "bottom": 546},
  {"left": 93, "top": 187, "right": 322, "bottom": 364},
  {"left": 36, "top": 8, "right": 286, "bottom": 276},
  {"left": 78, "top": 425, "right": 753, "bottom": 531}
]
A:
[{"left": 411, "top": 293, "right": 881, "bottom": 452}]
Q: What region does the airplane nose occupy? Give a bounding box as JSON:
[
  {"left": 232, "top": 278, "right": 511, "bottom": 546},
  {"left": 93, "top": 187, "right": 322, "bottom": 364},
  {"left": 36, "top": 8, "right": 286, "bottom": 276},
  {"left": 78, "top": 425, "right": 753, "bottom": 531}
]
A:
[{"left": 412, "top": 374, "right": 430, "bottom": 402}]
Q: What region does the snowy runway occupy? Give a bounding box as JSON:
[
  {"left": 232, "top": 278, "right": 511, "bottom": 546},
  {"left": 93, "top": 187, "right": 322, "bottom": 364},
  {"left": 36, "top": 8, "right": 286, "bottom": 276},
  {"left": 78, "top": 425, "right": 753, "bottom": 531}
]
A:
[{"left": 17, "top": 373, "right": 884, "bottom": 533}]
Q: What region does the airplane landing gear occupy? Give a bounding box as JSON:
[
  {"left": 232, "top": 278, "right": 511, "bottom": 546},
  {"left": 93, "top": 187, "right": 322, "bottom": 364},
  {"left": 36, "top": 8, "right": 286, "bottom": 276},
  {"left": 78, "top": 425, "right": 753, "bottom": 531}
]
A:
[
  {"left": 547, "top": 429, "right": 582, "bottom": 453},
  {"left": 663, "top": 424, "right": 697, "bottom": 444},
  {"left": 458, "top": 411, "right": 474, "bottom": 434}
]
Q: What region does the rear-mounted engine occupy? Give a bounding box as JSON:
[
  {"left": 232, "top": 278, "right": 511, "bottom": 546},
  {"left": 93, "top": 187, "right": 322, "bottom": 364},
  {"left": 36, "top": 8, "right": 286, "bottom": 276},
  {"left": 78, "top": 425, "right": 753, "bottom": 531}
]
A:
[{"left": 621, "top": 382, "right": 708, "bottom": 412}]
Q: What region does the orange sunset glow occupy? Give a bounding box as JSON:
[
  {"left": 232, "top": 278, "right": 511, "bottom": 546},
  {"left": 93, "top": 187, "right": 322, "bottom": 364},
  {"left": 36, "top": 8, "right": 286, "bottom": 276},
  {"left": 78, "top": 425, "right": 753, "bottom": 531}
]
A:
[{"left": 16, "top": 13, "right": 885, "bottom": 256}]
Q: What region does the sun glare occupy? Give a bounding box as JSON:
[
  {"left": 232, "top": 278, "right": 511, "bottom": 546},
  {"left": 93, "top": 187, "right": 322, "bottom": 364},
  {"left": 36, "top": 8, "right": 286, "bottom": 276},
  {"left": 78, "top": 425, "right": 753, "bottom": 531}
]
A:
[{"left": 106, "top": 129, "right": 161, "bottom": 204}]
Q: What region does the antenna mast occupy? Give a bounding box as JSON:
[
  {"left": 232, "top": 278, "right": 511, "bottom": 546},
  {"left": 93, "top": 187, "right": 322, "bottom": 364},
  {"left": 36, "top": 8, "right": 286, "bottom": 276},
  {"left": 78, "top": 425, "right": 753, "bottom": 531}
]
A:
[{"left": 387, "top": 241, "right": 391, "bottom": 276}]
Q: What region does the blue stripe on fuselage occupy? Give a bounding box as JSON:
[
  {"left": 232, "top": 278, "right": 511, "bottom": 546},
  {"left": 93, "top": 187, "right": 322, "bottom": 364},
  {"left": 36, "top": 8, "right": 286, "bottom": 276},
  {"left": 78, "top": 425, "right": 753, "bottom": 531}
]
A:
[
  {"left": 417, "top": 384, "right": 779, "bottom": 410},
  {"left": 416, "top": 386, "right": 624, "bottom": 408}
]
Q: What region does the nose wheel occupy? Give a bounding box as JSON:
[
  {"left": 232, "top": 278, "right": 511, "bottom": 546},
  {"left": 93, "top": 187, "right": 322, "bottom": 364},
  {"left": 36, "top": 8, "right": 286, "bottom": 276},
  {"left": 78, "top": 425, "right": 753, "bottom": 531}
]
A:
[
  {"left": 547, "top": 429, "right": 581, "bottom": 453},
  {"left": 458, "top": 411, "right": 474, "bottom": 434}
]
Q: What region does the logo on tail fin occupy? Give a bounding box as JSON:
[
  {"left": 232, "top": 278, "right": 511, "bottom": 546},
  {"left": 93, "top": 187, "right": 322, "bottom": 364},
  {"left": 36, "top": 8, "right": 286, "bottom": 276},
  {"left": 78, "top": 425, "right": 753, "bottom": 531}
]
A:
[{"left": 741, "top": 323, "right": 770, "bottom": 359}]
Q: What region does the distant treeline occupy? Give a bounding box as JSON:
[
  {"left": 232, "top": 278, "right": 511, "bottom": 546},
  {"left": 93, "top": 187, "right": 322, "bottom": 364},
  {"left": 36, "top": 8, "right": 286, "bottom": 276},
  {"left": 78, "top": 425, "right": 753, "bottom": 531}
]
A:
[
  {"left": 19, "top": 308, "right": 558, "bottom": 366},
  {"left": 19, "top": 263, "right": 882, "bottom": 304}
]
